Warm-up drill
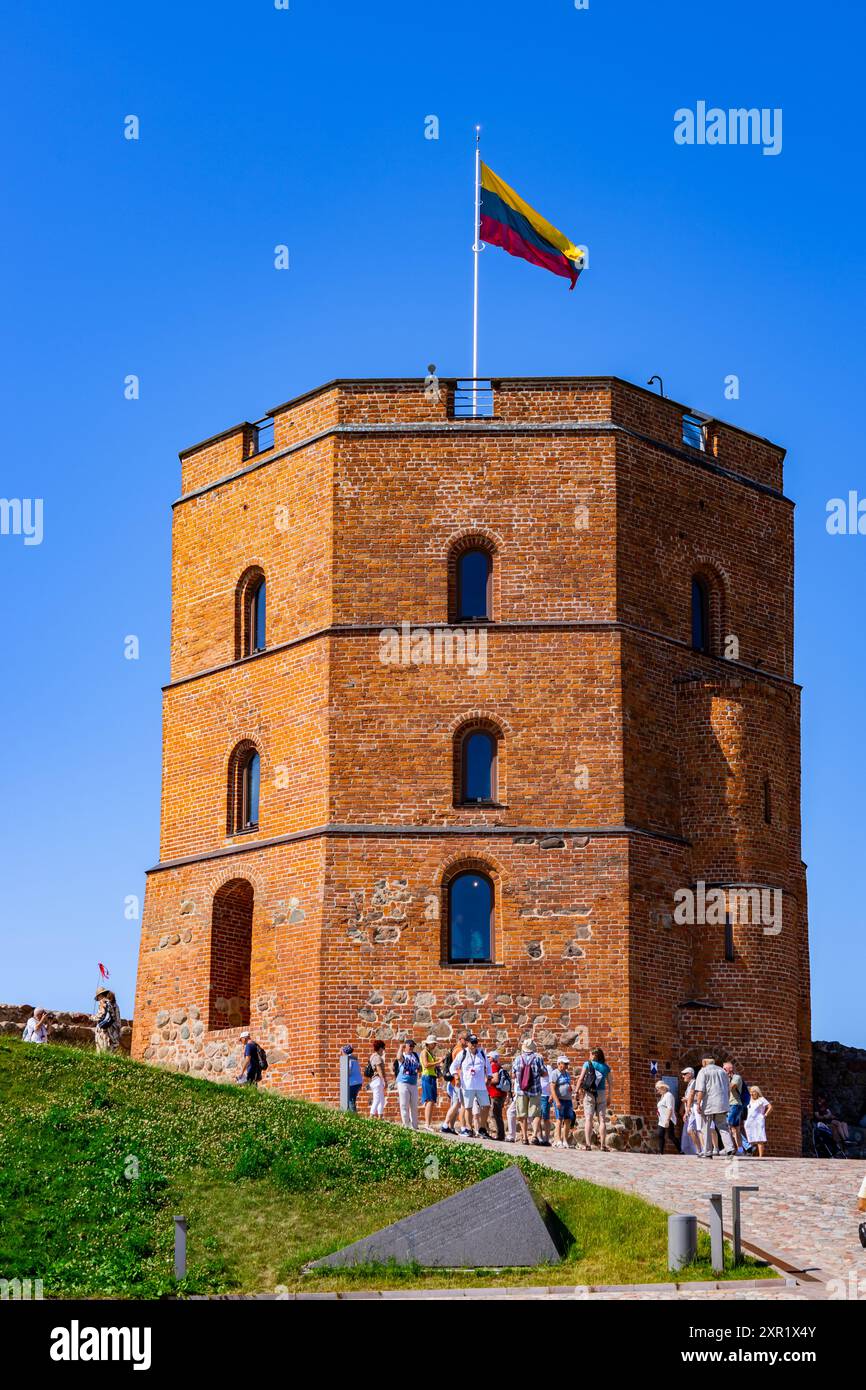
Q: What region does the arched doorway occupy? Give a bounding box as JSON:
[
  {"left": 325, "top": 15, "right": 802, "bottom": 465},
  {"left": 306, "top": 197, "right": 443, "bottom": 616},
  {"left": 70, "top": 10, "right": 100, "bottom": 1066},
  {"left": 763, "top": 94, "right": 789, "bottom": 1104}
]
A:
[{"left": 208, "top": 878, "right": 253, "bottom": 1029}]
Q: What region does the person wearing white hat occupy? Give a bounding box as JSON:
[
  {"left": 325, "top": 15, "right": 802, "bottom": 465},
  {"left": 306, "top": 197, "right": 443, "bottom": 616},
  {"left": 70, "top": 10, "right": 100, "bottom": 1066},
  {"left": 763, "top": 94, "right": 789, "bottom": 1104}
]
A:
[
  {"left": 22, "top": 1007, "right": 50, "bottom": 1044},
  {"left": 236, "top": 1029, "right": 262, "bottom": 1087},
  {"left": 680, "top": 1066, "right": 702, "bottom": 1154},
  {"left": 550, "top": 1056, "right": 575, "bottom": 1147}
]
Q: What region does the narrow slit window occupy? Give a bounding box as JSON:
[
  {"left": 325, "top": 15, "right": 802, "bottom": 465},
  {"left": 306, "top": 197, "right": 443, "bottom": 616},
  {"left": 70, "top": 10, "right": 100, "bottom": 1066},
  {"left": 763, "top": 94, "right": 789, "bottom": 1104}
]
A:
[
  {"left": 691, "top": 576, "right": 710, "bottom": 653},
  {"left": 228, "top": 744, "right": 261, "bottom": 833},
  {"left": 462, "top": 730, "right": 496, "bottom": 803},
  {"left": 242, "top": 752, "right": 260, "bottom": 828},
  {"left": 456, "top": 549, "right": 492, "bottom": 621},
  {"left": 250, "top": 579, "right": 266, "bottom": 653}
]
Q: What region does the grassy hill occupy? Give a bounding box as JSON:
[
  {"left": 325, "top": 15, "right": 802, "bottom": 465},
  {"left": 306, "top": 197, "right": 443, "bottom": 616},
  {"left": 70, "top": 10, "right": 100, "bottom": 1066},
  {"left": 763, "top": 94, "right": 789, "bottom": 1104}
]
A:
[{"left": 0, "top": 1039, "right": 773, "bottom": 1296}]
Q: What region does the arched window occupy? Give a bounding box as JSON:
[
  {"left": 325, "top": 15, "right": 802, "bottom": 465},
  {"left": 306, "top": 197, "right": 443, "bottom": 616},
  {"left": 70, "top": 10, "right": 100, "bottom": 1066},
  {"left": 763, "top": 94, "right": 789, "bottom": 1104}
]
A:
[
  {"left": 447, "top": 870, "right": 493, "bottom": 963},
  {"left": 249, "top": 578, "right": 266, "bottom": 654},
  {"left": 208, "top": 878, "right": 253, "bottom": 1029},
  {"left": 691, "top": 575, "right": 710, "bottom": 654},
  {"left": 235, "top": 568, "right": 266, "bottom": 659},
  {"left": 453, "top": 720, "right": 503, "bottom": 806},
  {"left": 228, "top": 743, "right": 260, "bottom": 833},
  {"left": 242, "top": 752, "right": 260, "bottom": 828},
  {"left": 461, "top": 730, "right": 496, "bottom": 803},
  {"left": 456, "top": 549, "right": 492, "bottom": 621}
]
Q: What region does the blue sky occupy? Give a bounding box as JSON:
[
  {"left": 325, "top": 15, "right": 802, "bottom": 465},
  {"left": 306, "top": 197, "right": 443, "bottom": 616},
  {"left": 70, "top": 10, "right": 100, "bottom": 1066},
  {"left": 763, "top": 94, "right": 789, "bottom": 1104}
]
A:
[{"left": 1, "top": 0, "right": 864, "bottom": 1049}]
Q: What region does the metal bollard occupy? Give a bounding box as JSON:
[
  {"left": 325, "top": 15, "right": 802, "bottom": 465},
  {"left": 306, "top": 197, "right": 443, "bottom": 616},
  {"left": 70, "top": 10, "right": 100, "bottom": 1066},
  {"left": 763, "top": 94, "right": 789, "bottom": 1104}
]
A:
[
  {"left": 731, "top": 1185, "right": 759, "bottom": 1264},
  {"left": 668, "top": 1213, "right": 698, "bottom": 1271},
  {"left": 174, "top": 1214, "right": 187, "bottom": 1280},
  {"left": 703, "top": 1192, "right": 724, "bottom": 1273}
]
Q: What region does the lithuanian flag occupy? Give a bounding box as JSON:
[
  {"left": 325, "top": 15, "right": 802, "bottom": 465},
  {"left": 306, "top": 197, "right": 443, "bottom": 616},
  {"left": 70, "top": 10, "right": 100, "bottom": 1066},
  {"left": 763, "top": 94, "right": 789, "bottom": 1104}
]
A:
[{"left": 480, "top": 163, "right": 584, "bottom": 289}]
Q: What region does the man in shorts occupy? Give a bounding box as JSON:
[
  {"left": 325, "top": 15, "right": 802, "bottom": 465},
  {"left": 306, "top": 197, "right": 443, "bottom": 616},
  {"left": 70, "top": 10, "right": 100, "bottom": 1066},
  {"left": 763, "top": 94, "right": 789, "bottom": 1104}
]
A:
[
  {"left": 451, "top": 1034, "right": 491, "bottom": 1137},
  {"left": 512, "top": 1038, "right": 545, "bottom": 1145},
  {"left": 550, "top": 1055, "right": 575, "bottom": 1148},
  {"left": 723, "top": 1059, "right": 747, "bottom": 1151}
]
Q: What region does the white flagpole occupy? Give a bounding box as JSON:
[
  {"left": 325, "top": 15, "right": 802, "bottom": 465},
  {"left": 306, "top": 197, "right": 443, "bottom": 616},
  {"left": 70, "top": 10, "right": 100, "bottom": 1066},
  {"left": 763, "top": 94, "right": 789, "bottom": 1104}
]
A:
[{"left": 472, "top": 125, "right": 481, "bottom": 416}]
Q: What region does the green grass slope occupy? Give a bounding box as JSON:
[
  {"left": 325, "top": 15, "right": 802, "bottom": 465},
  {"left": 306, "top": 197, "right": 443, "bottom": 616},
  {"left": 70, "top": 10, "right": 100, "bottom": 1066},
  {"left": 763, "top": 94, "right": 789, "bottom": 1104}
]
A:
[{"left": 0, "top": 1039, "right": 773, "bottom": 1296}]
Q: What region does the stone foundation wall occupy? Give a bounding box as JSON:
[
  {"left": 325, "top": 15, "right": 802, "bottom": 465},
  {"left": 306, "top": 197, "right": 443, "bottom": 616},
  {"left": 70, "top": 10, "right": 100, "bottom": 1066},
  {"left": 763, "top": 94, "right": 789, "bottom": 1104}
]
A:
[{"left": 813, "top": 1040, "right": 866, "bottom": 1151}]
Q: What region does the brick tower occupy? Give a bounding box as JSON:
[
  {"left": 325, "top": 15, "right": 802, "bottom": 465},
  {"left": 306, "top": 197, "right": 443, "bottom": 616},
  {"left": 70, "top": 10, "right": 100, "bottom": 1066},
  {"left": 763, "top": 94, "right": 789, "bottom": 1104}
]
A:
[{"left": 133, "top": 376, "right": 811, "bottom": 1154}]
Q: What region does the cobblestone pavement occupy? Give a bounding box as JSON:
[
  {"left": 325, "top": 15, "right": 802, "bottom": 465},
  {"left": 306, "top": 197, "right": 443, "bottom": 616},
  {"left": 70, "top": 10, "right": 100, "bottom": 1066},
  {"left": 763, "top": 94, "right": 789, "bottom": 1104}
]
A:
[{"left": 468, "top": 1138, "right": 866, "bottom": 1296}]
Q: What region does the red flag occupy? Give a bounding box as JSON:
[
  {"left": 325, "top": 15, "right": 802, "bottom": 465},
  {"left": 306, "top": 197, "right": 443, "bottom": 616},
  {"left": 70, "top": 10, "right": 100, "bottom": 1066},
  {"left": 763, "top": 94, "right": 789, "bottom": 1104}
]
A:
[{"left": 98, "top": 963, "right": 110, "bottom": 979}]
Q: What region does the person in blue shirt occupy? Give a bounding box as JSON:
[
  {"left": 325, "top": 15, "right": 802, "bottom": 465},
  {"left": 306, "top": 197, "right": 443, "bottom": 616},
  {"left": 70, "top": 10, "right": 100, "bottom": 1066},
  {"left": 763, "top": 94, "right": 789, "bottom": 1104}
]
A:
[
  {"left": 341, "top": 1044, "right": 363, "bottom": 1111},
  {"left": 395, "top": 1038, "right": 422, "bottom": 1129},
  {"left": 236, "top": 1029, "right": 262, "bottom": 1087}
]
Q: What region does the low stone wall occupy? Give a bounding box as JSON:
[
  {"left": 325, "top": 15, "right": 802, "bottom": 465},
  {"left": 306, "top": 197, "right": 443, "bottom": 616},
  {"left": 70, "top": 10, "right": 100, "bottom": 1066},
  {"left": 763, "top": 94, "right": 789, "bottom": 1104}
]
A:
[
  {"left": 0, "top": 1003, "right": 133, "bottom": 1054},
  {"left": 812, "top": 1039, "right": 866, "bottom": 1154}
]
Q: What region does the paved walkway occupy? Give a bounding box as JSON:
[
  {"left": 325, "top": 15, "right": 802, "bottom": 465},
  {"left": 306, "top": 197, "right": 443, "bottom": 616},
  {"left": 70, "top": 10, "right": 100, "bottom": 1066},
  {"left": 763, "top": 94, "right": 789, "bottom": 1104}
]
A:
[{"left": 469, "top": 1138, "right": 866, "bottom": 1294}]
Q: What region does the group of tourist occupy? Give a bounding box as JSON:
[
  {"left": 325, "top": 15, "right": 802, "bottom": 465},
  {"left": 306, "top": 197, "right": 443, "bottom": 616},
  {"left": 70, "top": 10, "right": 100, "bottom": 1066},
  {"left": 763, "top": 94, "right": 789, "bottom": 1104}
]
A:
[
  {"left": 345, "top": 1032, "right": 610, "bottom": 1148},
  {"left": 669, "top": 1057, "right": 772, "bottom": 1157},
  {"left": 342, "top": 1035, "right": 774, "bottom": 1157}
]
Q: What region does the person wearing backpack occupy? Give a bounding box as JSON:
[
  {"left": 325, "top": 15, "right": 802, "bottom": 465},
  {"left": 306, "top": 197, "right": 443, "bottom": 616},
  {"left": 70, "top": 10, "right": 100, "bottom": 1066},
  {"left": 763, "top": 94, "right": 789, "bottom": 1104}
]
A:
[
  {"left": 366, "top": 1039, "right": 388, "bottom": 1118},
  {"left": 512, "top": 1038, "right": 545, "bottom": 1145},
  {"left": 451, "top": 1034, "right": 491, "bottom": 1138},
  {"left": 236, "top": 1029, "right": 264, "bottom": 1087},
  {"left": 578, "top": 1047, "right": 612, "bottom": 1150},
  {"left": 395, "top": 1038, "right": 422, "bottom": 1130},
  {"left": 486, "top": 1050, "right": 510, "bottom": 1140}
]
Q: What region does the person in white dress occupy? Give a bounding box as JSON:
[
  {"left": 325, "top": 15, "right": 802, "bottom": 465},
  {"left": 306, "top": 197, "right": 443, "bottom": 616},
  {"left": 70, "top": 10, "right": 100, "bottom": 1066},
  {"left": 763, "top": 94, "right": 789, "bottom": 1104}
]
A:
[
  {"left": 743, "top": 1084, "right": 773, "bottom": 1157},
  {"left": 367, "top": 1040, "right": 387, "bottom": 1118}
]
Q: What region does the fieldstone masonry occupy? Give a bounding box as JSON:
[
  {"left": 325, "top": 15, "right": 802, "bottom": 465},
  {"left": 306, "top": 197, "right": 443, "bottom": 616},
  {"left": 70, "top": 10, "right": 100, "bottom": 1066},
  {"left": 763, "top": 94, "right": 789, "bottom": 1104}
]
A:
[{"left": 133, "top": 376, "right": 811, "bottom": 1153}]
